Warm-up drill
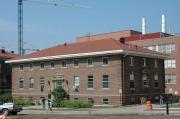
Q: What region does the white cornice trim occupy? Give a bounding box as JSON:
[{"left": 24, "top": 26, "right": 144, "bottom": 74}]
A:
[{"left": 6, "top": 50, "right": 168, "bottom": 64}]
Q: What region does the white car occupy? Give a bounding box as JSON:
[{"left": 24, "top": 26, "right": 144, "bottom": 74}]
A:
[{"left": 0, "top": 102, "right": 22, "bottom": 115}]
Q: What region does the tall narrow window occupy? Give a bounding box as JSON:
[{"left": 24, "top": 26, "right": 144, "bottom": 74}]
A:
[
  {"left": 154, "top": 73, "right": 159, "bottom": 80},
  {"left": 19, "top": 78, "right": 24, "bottom": 89},
  {"left": 50, "top": 62, "right": 55, "bottom": 69},
  {"left": 102, "top": 75, "right": 109, "bottom": 89},
  {"left": 143, "top": 74, "right": 149, "bottom": 88},
  {"left": 87, "top": 75, "right": 94, "bottom": 89},
  {"left": 19, "top": 64, "right": 23, "bottom": 71},
  {"left": 130, "top": 57, "right": 134, "bottom": 66},
  {"left": 143, "top": 58, "right": 146, "bottom": 67},
  {"left": 29, "top": 77, "right": 34, "bottom": 89},
  {"left": 154, "top": 59, "right": 158, "bottom": 68},
  {"left": 74, "top": 76, "right": 80, "bottom": 87},
  {"left": 73, "top": 59, "right": 79, "bottom": 67},
  {"left": 40, "top": 63, "right": 44, "bottom": 69},
  {"left": 130, "top": 72, "right": 134, "bottom": 80},
  {"left": 40, "top": 77, "right": 45, "bottom": 92},
  {"left": 29, "top": 63, "right": 33, "bottom": 70},
  {"left": 102, "top": 57, "right": 109, "bottom": 65},
  {"left": 62, "top": 60, "right": 67, "bottom": 68},
  {"left": 87, "top": 58, "right": 93, "bottom": 67}
]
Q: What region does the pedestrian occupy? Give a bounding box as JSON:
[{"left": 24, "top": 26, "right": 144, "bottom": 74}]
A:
[
  {"left": 160, "top": 95, "right": 163, "bottom": 105},
  {"left": 42, "top": 98, "right": 46, "bottom": 108},
  {"left": 48, "top": 99, "right": 53, "bottom": 113}
]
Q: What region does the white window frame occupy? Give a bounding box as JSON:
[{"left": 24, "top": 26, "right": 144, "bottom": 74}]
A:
[
  {"left": 102, "top": 97, "right": 109, "bottom": 104},
  {"left": 50, "top": 62, "right": 55, "bottom": 69},
  {"left": 130, "top": 71, "right": 134, "bottom": 80},
  {"left": 19, "top": 64, "right": 24, "bottom": 71},
  {"left": 87, "top": 75, "right": 94, "bottom": 89},
  {"left": 29, "top": 63, "right": 33, "bottom": 70},
  {"left": 143, "top": 58, "right": 146, "bottom": 67},
  {"left": 102, "top": 75, "right": 109, "bottom": 89},
  {"left": 29, "top": 77, "right": 34, "bottom": 89},
  {"left": 61, "top": 60, "right": 67, "bottom": 68},
  {"left": 154, "top": 59, "right": 158, "bottom": 68},
  {"left": 102, "top": 57, "right": 109, "bottom": 66},
  {"left": 40, "top": 62, "right": 45, "bottom": 70},
  {"left": 130, "top": 57, "right": 134, "bottom": 66},
  {"left": 87, "top": 58, "right": 93, "bottom": 67},
  {"left": 73, "top": 59, "right": 79, "bottom": 68},
  {"left": 19, "top": 78, "right": 24, "bottom": 89}
]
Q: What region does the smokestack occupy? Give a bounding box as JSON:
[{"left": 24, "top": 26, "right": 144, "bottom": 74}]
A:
[
  {"left": 162, "top": 14, "right": 166, "bottom": 33},
  {"left": 142, "top": 17, "right": 146, "bottom": 34}
]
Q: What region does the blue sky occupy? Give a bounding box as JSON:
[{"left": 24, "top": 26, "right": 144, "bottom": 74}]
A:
[{"left": 0, "top": 0, "right": 180, "bottom": 53}]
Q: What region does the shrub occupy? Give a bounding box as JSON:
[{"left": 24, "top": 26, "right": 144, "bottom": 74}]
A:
[
  {"left": 52, "top": 86, "right": 67, "bottom": 101},
  {"left": 0, "top": 93, "right": 13, "bottom": 102},
  {"left": 15, "top": 99, "right": 34, "bottom": 106},
  {"left": 52, "top": 100, "right": 93, "bottom": 108}
]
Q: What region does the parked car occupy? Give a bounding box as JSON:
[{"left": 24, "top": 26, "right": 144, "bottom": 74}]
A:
[{"left": 0, "top": 102, "right": 22, "bottom": 115}]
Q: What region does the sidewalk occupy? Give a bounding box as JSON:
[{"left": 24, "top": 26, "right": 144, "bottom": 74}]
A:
[{"left": 19, "top": 103, "right": 180, "bottom": 115}]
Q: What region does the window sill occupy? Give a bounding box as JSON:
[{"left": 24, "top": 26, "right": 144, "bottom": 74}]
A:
[
  {"left": 102, "top": 88, "right": 109, "bottom": 90},
  {"left": 40, "top": 69, "right": 44, "bottom": 70},
  {"left": 102, "top": 64, "right": 109, "bottom": 67},
  {"left": 50, "top": 68, "right": 55, "bottom": 69},
  {"left": 61, "top": 67, "right": 67, "bottom": 69},
  {"left": 73, "top": 66, "right": 79, "bottom": 68},
  {"left": 87, "top": 65, "right": 94, "bottom": 68},
  {"left": 87, "top": 88, "right": 94, "bottom": 90}
]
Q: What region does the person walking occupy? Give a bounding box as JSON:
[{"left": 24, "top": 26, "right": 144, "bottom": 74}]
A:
[
  {"left": 48, "top": 99, "right": 53, "bottom": 113},
  {"left": 160, "top": 95, "right": 163, "bottom": 105}
]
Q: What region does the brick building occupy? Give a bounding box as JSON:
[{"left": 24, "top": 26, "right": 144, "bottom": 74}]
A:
[
  {"left": 127, "top": 34, "right": 180, "bottom": 96},
  {"left": 76, "top": 30, "right": 180, "bottom": 97},
  {"left": 6, "top": 38, "right": 167, "bottom": 105},
  {"left": 0, "top": 49, "right": 17, "bottom": 94}
]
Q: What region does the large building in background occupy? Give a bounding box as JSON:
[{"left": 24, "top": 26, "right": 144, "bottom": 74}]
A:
[
  {"left": 127, "top": 34, "right": 180, "bottom": 96},
  {"left": 6, "top": 38, "right": 166, "bottom": 105},
  {"left": 0, "top": 49, "right": 18, "bottom": 94},
  {"left": 76, "top": 29, "right": 180, "bottom": 96}
]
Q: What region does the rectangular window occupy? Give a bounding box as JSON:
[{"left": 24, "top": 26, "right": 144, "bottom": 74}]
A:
[
  {"left": 73, "top": 59, "right": 79, "bottom": 67},
  {"left": 158, "top": 44, "right": 176, "bottom": 53},
  {"left": 154, "top": 73, "right": 159, "bottom": 80},
  {"left": 130, "top": 57, "right": 134, "bottom": 66},
  {"left": 87, "top": 75, "right": 93, "bottom": 89},
  {"left": 40, "top": 63, "right": 44, "bottom": 69},
  {"left": 102, "top": 57, "right": 109, "bottom": 65},
  {"left": 40, "top": 77, "right": 45, "bottom": 92},
  {"left": 74, "top": 76, "right": 80, "bottom": 87},
  {"left": 19, "top": 64, "right": 23, "bottom": 71},
  {"left": 29, "top": 63, "right": 33, "bottom": 70},
  {"left": 154, "top": 82, "right": 159, "bottom": 88},
  {"left": 61, "top": 60, "right": 67, "bottom": 68},
  {"left": 19, "top": 78, "right": 24, "bottom": 89},
  {"left": 130, "top": 72, "right": 134, "bottom": 80},
  {"left": 29, "top": 77, "right": 34, "bottom": 89},
  {"left": 87, "top": 58, "right": 93, "bottom": 66},
  {"left": 102, "top": 75, "right": 109, "bottom": 89},
  {"left": 143, "top": 58, "right": 146, "bottom": 67},
  {"left": 130, "top": 81, "right": 135, "bottom": 89},
  {"left": 165, "top": 74, "right": 176, "bottom": 84},
  {"left": 50, "top": 62, "right": 55, "bottom": 69},
  {"left": 143, "top": 74, "right": 149, "bottom": 88},
  {"left": 164, "top": 60, "right": 176, "bottom": 68},
  {"left": 103, "top": 98, "right": 109, "bottom": 104},
  {"left": 74, "top": 98, "right": 79, "bottom": 101},
  {"left": 154, "top": 59, "right": 158, "bottom": 68}
]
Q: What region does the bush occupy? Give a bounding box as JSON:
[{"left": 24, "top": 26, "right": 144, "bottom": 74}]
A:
[
  {"left": 53, "top": 100, "right": 93, "bottom": 108},
  {"left": 52, "top": 86, "right": 67, "bottom": 101},
  {"left": 0, "top": 93, "right": 13, "bottom": 102},
  {"left": 15, "top": 99, "right": 34, "bottom": 106}
]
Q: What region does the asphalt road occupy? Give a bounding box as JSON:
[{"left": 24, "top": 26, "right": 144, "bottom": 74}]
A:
[{"left": 6, "top": 114, "right": 180, "bottom": 119}]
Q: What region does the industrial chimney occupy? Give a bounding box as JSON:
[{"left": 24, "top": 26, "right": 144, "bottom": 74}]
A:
[
  {"left": 142, "top": 17, "right": 146, "bottom": 34},
  {"left": 162, "top": 14, "right": 166, "bottom": 33}
]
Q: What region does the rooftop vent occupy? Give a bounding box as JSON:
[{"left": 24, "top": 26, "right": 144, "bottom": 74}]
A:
[
  {"left": 119, "top": 37, "right": 125, "bottom": 44},
  {"left": 1, "top": 49, "right": 5, "bottom": 53}
]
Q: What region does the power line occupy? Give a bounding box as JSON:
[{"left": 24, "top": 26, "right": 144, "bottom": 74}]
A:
[{"left": 17, "top": 0, "right": 92, "bottom": 55}]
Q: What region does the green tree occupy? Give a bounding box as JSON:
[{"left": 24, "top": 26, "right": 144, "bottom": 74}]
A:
[{"left": 52, "top": 86, "right": 67, "bottom": 101}]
